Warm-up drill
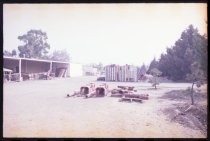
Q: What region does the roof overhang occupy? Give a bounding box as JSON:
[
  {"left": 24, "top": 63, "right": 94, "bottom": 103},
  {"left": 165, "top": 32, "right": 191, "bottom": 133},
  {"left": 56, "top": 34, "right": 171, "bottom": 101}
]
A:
[
  {"left": 3, "top": 56, "right": 69, "bottom": 64},
  {"left": 3, "top": 68, "right": 13, "bottom": 72}
]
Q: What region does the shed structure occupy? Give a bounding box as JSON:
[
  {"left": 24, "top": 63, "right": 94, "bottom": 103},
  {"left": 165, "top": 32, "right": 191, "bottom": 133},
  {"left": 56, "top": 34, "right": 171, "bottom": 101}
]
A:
[{"left": 3, "top": 56, "right": 70, "bottom": 82}]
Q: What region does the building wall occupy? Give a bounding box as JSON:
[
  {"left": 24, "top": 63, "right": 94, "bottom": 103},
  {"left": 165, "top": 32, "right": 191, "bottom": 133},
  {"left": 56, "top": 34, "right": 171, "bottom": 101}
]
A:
[
  {"left": 3, "top": 59, "right": 19, "bottom": 73},
  {"left": 70, "top": 63, "right": 82, "bottom": 77},
  {"left": 21, "top": 60, "right": 50, "bottom": 73}
]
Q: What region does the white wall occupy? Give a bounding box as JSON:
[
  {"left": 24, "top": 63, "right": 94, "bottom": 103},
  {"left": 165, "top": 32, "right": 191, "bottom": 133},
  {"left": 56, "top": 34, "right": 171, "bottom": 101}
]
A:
[{"left": 70, "top": 63, "right": 83, "bottom": 77}]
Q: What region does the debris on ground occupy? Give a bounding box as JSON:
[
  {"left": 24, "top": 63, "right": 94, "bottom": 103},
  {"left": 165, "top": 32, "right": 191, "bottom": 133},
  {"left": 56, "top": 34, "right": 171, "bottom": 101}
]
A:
[
  {"left": 119, "top": 93, "right": 149, "bottom": 103},
  {"left": 86, "top": 83, "right": 109, "bottom": 98},
  {"left": 159, "top": 89, "right": 207, "bottom": 137},
  {"left": 109, "top": 85, "right": 149, "bottom": 103},
  {"left": 110, "top": 85, "right": 137, "bottom": 97},
  {"left": 66, "top": 83, "right": 96, "bottom": 98},
  {"left": 68, "top": 84, "right": 149, "bottom": 103},
  {"left": 67, "top": 83, "right": 109, "bottom": 98}
]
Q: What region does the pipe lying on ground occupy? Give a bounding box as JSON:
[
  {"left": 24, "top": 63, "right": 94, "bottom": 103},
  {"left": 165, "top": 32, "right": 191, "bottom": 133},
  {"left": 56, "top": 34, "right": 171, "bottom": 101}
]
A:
[{"left": 124, "top": 93, "right": 149, "bottom": 100}]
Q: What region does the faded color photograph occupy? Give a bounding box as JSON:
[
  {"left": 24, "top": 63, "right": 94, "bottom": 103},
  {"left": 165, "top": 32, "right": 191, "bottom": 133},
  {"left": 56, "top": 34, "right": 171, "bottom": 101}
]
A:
[{"left": 3, "top": 3, "right": 207, "bottom": 138}]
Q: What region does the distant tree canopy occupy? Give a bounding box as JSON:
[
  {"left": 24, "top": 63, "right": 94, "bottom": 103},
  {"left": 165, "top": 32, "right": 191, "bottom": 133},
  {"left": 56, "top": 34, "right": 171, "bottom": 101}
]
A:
[
  {"left": 4, "top": 49, "right": 17, "bottom": 57},
  {"left": 147, "top": 58, "right": 159, "bottom": 74},
  {"left": 138, "top": 63, "right": 147, "bottom": 75},
  {"left": 14, "top": 29, "right": 70, "bottom": 62},
  {"left": 12, "top": 49, "right": 17, "bottom": 56},
  {"left": 3, "top": 50, "right": 12, "bottom": 57},
  {"left": 149, "top": 24, "right": 207, "bottom": 81},
  {"left": 51, "top": 49, "right": 70, "bottom": 62},
  {"left": 18, "top": 29, "right": 50, "bottom": 59}
]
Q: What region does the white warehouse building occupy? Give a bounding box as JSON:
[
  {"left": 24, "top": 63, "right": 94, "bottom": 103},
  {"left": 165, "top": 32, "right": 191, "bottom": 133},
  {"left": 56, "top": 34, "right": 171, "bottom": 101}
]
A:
[{"left": 69, "top": 63, "right": 83, "bottom": 77}]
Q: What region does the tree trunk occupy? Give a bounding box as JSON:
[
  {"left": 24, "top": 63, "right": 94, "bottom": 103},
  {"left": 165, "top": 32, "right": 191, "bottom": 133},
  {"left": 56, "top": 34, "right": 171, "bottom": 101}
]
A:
[
  {"left": 154, "top": 76, "right": 157, "bottom": 89},
  {"left": 191, "top": 82, "right": 195, "bottom": 105}
]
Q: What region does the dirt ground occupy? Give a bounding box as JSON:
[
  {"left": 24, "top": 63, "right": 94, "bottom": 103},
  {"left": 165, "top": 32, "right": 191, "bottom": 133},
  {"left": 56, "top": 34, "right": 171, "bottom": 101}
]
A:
[{"left": 3, "top": 76, "right": 207, "bottom": 138}]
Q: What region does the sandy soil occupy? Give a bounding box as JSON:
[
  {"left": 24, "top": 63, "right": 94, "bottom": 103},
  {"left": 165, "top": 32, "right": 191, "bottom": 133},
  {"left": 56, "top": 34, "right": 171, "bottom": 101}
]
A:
[{"left": 3, "top": 76, "right": 207, "bottom": 138}]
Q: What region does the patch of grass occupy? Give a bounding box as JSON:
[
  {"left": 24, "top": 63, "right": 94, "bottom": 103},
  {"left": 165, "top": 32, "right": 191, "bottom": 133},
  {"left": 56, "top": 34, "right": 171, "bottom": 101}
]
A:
[{"left": 159, "top": 89, "right": 206, "bottom": 101}]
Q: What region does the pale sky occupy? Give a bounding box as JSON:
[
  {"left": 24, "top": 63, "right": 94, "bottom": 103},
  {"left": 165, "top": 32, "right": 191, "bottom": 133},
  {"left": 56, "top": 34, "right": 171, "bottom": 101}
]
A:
[{"left": 3, "top": 3, "right": 207, "bottom": 66}]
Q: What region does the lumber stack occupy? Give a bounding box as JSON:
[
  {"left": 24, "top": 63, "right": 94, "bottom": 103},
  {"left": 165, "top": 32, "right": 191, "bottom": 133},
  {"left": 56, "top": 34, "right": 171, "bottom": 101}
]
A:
[
  {"left": 57, "top": 68, "right": 67, "bottom": 78},
  {"left": 105, "top": 64, "right": 138, "bottom": 82},
  {"left": 119, "top": 93, "right": 149, "bottom": 103}
]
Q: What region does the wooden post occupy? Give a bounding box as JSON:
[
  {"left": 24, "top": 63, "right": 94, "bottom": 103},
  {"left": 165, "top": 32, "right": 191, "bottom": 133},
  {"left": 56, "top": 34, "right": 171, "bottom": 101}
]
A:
[
  {"left": 50, "top": 62, "right": 52, "bottom": 71},
  {"left": 19, "top": 59, "right": 22, "bottom": 82},
  {"left": 26, "top": 61, "right": 27, "bottom": 73},
  {"left": 9, "top": 72, "right": 11, "bottom": 81},
  {"left": 67, "top": 63, "right": 70, "bottom": 77},
  {"left": 191, "top": 82, "right": 195, "bottom": 105}
]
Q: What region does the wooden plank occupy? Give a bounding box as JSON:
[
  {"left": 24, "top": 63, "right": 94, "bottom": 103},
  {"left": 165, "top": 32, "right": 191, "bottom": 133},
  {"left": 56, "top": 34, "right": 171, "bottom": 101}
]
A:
[
  {"left": 110, "top": 94, "right": 123, "bottom": 97},
  {"left": 132, "top": 98, "right": 143, "bottom": 103},
  {"left": 120, "top": 97, "right": 143, "bottom": 103},
  {"left": 119, "top": 97, "right": 132, "bottom": 102}
]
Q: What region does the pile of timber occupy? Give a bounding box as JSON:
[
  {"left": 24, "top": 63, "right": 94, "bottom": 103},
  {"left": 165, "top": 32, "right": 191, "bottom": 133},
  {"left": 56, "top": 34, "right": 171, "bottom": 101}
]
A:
[
  {"left": 57, "top": 68, "right": 67, "bottom": 78},
  {"left": 119, "top": 93, "right": 149, "bottom": 103},
  {"left": 110, "top": 89, "right": 129, "bottom": 97},
  {"left": 117, "top": 86, "right": 135, "bottom": 91},
  {"left": 110, "top": 85, "right": 137, "bottom": 97}
]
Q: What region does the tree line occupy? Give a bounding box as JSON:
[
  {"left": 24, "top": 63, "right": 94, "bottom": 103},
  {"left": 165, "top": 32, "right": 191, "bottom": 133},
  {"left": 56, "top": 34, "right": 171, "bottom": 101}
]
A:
[
  {"left": 4, "top": 29, "right": 70, "bottom": 62},
  {"left": 147, "top": 25, "right": 207, "bottom": 82}
]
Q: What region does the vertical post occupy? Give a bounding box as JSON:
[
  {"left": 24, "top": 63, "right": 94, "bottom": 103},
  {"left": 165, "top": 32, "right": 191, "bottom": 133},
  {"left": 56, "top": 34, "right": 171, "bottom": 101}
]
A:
[
  {"left": 191, "top": 82, "right": 195, "bottom": 105},
  {"left": 67, "top": 63, "right": 70, "bottom": 77},
  {"left": 19, "top": 59, "right": 22, "bottom": 82},
  {"left": 50, "top": 62, "right": 52, "bottom": 71},
  {"left": 64, "top": 63, "right": 68, "bottom": 78},
  {"left": 26, "top": 61, "right": 27, "bottom": 73},
  {"left": 9, "top": 72, "right": 11, "bottom": 81}
]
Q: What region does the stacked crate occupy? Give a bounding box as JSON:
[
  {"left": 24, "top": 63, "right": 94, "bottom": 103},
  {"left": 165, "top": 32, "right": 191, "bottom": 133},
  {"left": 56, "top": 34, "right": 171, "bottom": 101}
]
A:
[
  {"left": 121, "top": 65, "right": 127, "bottom": 82},
  {"left": 129, "top": 65, "right": 138, "bottom": 82},
  {"left": 118, "top": 66, "right": 123, "bottom": 82},
  {"left": 105, "top": 64, "right": 137, "bottom": 82},
  {"left": 105, "top": 64, "right": 118, "bottom": 81}
]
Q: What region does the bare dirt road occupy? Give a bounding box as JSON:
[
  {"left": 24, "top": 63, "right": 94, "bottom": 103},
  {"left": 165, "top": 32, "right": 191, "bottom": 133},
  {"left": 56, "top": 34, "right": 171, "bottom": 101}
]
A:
[{"left": 3, "top": 76, "right": 207, "bottom": 138}]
